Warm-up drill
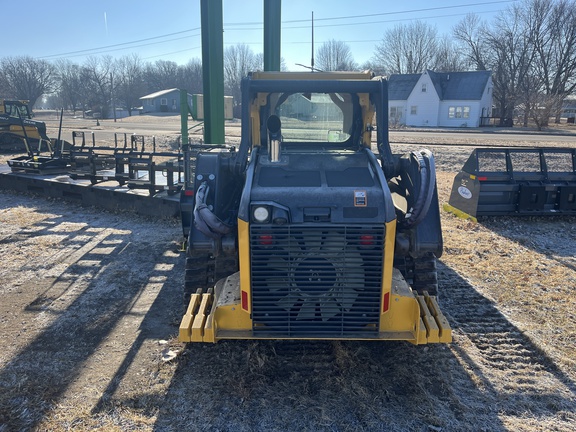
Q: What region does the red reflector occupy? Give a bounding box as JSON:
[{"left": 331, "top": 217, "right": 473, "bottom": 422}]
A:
[
  {"left": 382, "top": 292, "right": 390, "bottom": 313},
  {"left": 360, "top": 235, "right": 374, "bottom": 246},
  {"left": 241, "top": 290, "right": 248, "bottom": 311},
  {"left": 477, "top": 176, "right": 488, "bottom": 181},
  {"left": 259, "top": 234, "right": 273, "bottom": 245},
  {"left": 184, "top": 189, "right": 194, "bottom": 196}
]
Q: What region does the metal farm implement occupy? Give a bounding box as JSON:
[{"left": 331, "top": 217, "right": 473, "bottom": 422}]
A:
[
  {"left": 69, "top": 131, "right": 184, "bottom": 196},
  {"left": 445, "top": 147, "right": 576, "bottom": 220}
]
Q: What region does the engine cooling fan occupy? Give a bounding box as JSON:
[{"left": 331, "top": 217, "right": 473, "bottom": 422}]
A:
[{"left": 261, "top": 233, "right": 366, "bottom": 321}]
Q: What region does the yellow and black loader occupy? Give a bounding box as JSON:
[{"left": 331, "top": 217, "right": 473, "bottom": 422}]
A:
[
  {"left": 178, "top": 71, "right": 451, "bottom": 345},
  {"left": 0, "top": 99, "right": 51, "bottom": 152}
]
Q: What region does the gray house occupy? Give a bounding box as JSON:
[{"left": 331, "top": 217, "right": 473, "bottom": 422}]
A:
[
  {"left": 139, "top": 88, "right": 193, "bottom": 114},
  {"left": 562, "top": 98, "right": 576, "bottom": 121},
  {"left": 388, "top": 70, "right": 493, "bottom": 127}
]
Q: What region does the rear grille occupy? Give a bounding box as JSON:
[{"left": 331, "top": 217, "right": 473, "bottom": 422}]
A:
[{"left": 250, "top": 224, "right": 384, "bottom": 337}]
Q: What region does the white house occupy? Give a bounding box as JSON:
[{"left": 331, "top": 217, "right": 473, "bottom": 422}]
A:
[
  {"left": 388, "top": 70, "right": 493, "bottom": 127},
  {"left": 139, "top": 88, "right": 193, "bottom": 114}
]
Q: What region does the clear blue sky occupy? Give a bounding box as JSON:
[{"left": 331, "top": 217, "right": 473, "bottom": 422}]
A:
[{"left": 4, "top": 0, "right": 517, "bottom": 70}]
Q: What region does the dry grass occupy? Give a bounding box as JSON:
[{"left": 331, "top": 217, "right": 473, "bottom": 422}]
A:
[
  {"left": 0, "top": 205, "right": 54, "bottom": 227},
  {"left": 1, "top": 130, "right": 576, "bottom": 431},
  {"left": 436, "top": 172, "right": 576, "bottom": 373}
]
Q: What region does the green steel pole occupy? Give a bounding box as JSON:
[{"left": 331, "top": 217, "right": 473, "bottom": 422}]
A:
[
  {"left": 180, "top": 89, "right": 188, "bottom": 149},
  {"left": 263, "top": 0, "right": 282, "bottom": 71},
  {"left": 200, "top": 0, "right": 225, "bottom": 144}
]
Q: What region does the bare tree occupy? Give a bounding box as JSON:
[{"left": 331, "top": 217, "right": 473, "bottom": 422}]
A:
[
  {"left": 0, "top": 73, "right": 10, "bottom": 97},
  {"left": 54, "top": 59, "right": 83, "bottom": 113},
  {"left": 455, "top": 0, "right": 576, "bottom": 127},
  {"left": 80, "top": 56, "right": 117, "bottom": 118},
  {"left": 224, "top": 44, "right": 261, "bottom": 114},
  {"left": 373, "top": 21, "right": 438, "bottom": 74},
  {"left": 528, "top": 0, "right": 576, "bottom": 123},
  {"left": 433, "top": 36, "right": 468, "bottom": 72},
  {"left": 454, "top": 9, "right": 535, "bottom": 126},
  {"left": 116, "top": 54, "right": 146, "bottom": 115},
  {"left": 315, "top": 40, "right": 357, "bottom": 71},
  {"left": 0, "top": 56, "right": 56, "bottom": 109},
  {"left": 453, "top": 14, "right": 489, "bottom": 71},
  {"left": 143, "top": 60, "right": 180, "bottom": 93},
  {"left": 177, "top": 58, "right": 203, "bottom": 96}
]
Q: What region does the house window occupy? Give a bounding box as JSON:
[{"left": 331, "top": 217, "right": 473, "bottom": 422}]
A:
[
  {"left": 390, "top": 107, "right": 398, "bottom": 117},
  {"left": 448, "top": 106, "right": 471, "bottom": 119},
  {"left": 410, "top": 106, "right": 417, "bottom": 115},
  {"left": 421, "top": 83, "right": 427, "bottom": 93},
  {"left": 148, "top": 99, "right": 154, "bottom": 106},
  {"left": 172, "top": 99, "right": 177, "bottom": 109},
  {"left": 161, "top": 98, "right": 168, "bottom": 106}
]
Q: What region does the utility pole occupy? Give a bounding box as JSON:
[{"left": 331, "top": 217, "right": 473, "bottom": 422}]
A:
[
  {"left": 311, "top": 11, "right": 314, "bottom": 72},
  {"left": 110, "top": 72, "right": 117, "bottom": 122}
]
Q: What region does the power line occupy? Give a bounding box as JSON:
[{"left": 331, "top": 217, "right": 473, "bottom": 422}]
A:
[
  {"left": 224, "top": 0, "right": 517, "bottom": 26},
  {"left": 36, "top": 2, "right": 515, "bottom": 61},
  {"left": 225, "top": 10, "right": 503, "bottom": 32},
  {"left": 39, "top": 28, "right": 201, "bottom": 60},
  {"left": 143, "top": 47, "right": 201, "bottom": 60}
]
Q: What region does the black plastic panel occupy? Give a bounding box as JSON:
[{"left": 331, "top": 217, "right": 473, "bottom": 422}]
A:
[{"left": 250, "top": 224, "right": 384, "bottom": 338}]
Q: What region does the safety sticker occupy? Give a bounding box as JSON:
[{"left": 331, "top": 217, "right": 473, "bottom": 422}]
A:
[
  {"left": 458, "top": 186, "right": 472, "bottom": 200},
  {"left": 354, "top": 190, "right": 367, "bottom": 207}
]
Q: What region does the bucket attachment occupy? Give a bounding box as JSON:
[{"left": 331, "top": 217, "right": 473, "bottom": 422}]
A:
[{"left": 445, "top": 148, "right": 576, "bottom": 220}]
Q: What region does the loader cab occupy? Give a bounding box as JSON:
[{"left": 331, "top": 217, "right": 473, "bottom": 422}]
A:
[
  {"left": 0, "top": 100, "right": 31, "bottom": 119},
  {"left": 241, "top": 71, "right": 379, "bottom": 157},
  {"left": 259, "top": 91, "right": 361, "bottom": 148}
]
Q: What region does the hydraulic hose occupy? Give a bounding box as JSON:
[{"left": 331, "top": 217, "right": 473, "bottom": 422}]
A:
[
  {"left": 401, "top": 149, "right": 436, "bottom": 229},
  {"left": 193, "top": 181, "right": 231, "bottom": 239}
]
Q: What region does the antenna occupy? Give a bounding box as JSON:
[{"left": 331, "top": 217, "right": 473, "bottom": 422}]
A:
[{"left": 311, "top": 11, "right": 314, "bottom": 72}]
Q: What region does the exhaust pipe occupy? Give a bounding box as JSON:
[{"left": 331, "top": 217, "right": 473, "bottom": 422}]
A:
[{"left": 267, "top": 115, "right": 282, "bottom": 163}]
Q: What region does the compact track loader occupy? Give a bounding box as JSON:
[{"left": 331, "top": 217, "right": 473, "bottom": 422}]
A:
[
  {"left": 0, "top": 99, "right": 51, "bottom": 152},
  {"left": 179, "top": 71, "right": 451, "bottom": 344}
]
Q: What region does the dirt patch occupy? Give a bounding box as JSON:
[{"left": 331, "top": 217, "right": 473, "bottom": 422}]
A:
[{"left": 1, "top": 131, "right": 575, "bottom": 431}]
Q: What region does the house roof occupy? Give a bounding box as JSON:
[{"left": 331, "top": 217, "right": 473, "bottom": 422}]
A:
[
  {"left": 427, "top": 70, "right": 491, "bottom": 100},
  {"left": 139, "top": 88, "right": 179, "bottom": 100},
  {"left": 388, "top": 74, "right": 421, "bottom": 100},
  {"left": 388, "top": 70, "right": 492, "bottom": 101}
]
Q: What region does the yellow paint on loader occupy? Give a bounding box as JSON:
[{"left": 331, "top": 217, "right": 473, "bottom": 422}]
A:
[{"left": 179, "top": 269, "right": 452, "bottom": 344}]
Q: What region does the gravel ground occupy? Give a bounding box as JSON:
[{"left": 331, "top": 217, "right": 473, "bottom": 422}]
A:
[{"left": 0, "top": 122, "right": 575, "bottom": 431}]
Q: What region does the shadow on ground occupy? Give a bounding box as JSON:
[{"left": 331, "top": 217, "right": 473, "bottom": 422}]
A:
[
  {"left": 152, "top": 263, "right": 576, "bottom": 431},
  {"left": 478, "top": 215, "right": 576, "bottom": 272},
  {"left": 0, "top": 205, "right": 183, "bottom": 431},
  {"left": 1, "top": 198, "right": 574, "bottom": 431}
]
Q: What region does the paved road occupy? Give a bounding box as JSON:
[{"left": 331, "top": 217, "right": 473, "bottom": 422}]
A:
[
  {"left": 40, "top": 114, "right": 576, "bottom": 146},
  {"left": 390, "top": 130, "right": 576, "bottom": 144}
]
